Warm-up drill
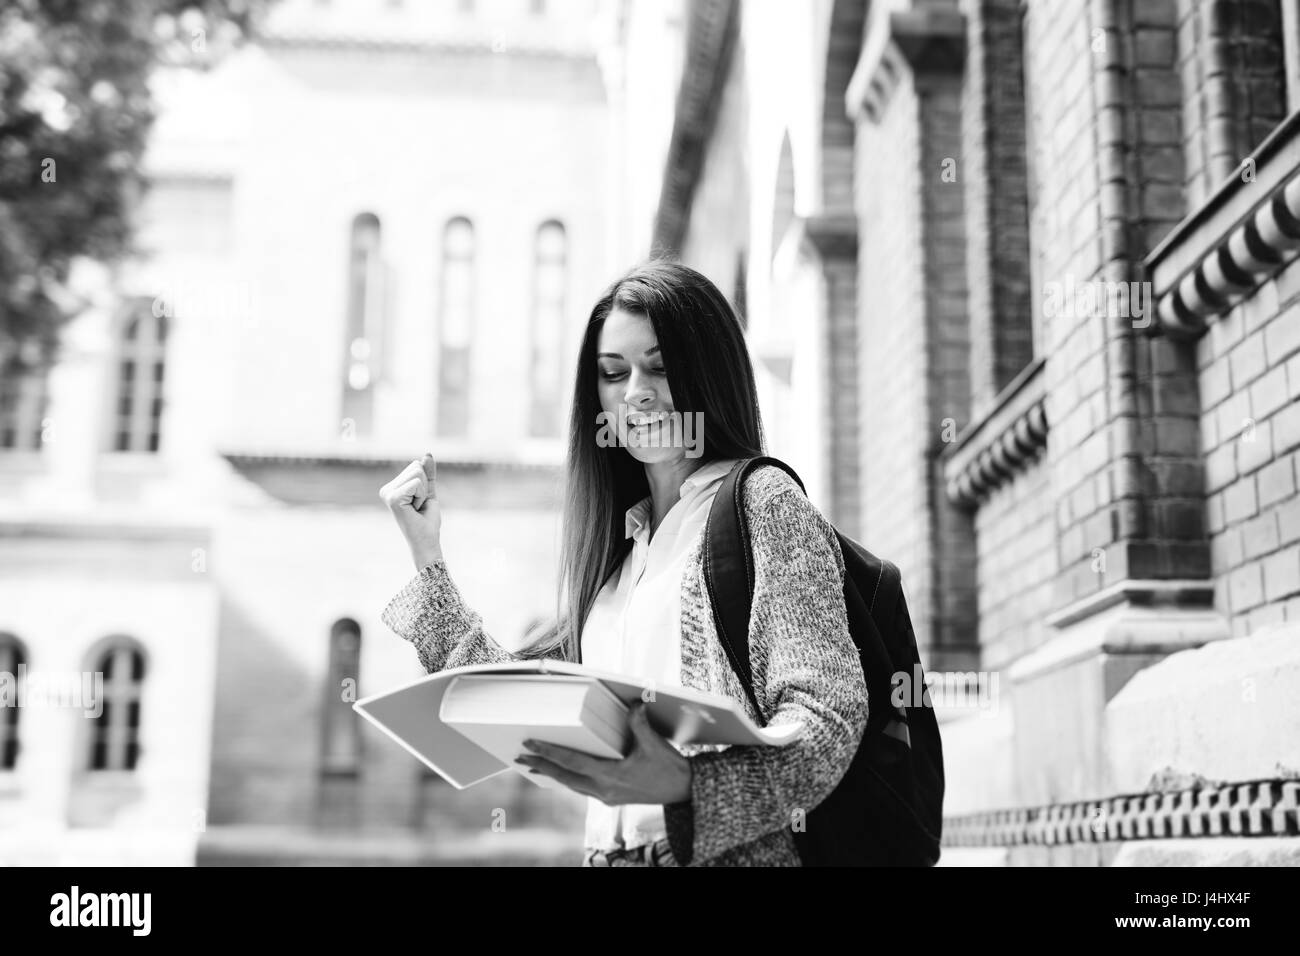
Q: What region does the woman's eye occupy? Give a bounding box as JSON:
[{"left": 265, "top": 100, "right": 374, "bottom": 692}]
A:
[{"left": 598, "top": 366, "right": 666, "bottom": 381}]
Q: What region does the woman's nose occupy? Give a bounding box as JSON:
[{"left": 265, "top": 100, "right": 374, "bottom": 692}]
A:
[{"left": 624, "top": 370, "right": 656, "bottom": 407}]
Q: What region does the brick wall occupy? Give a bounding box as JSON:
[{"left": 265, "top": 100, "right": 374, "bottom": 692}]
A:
[
  {"left": 1176, "top": 0, "right": 1287, "bottom": 208},
  {"left": 819, "top": 1, "right": 861, "bottom": 215},
  {"left": 856, "top": 77, "right": 935, "bottom": 642},
  {"left": 1200, "top": 258, "right": 1300, "bottom": 637},
  {"left": 1026, "top": 0, "right": 1212, "bottom": 609},
  {"left": 853, "top": 32, "right": 977, "bottom": 665},
  {"left": 1024, "top": 0, "right": 1112, "bottom": 606},
  {"left": 974, "top": 459, "right": 1057, "bottom": 669}
]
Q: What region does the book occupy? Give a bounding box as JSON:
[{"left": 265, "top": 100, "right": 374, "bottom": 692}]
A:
[
  {"left": 352, "top": 658, "right": 805, "bottom": 790},
  {"left": 438, "top": 675, "right": 631, "bottom": 789}
]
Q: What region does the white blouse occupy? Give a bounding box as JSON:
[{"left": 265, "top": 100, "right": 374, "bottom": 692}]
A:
[{"left": 579, "top": 456, "right": 740, "bottom": 852}]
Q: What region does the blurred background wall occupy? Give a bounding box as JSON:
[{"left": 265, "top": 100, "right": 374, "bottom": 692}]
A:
[{"left": 0, "top": 0, "right": 678, "bottom": 866}]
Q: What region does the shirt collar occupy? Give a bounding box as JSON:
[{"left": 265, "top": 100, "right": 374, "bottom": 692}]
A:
[{"left": 624, "top": 458, "right": 740, "bottom": 540}]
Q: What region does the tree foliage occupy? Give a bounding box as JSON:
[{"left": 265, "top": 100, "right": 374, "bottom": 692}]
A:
[{"left": 0, "top": 0, "right": 265, "bottom": 372}]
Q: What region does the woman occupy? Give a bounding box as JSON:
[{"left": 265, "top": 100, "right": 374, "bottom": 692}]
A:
[{"left": 378, "top": 259, "right": 867, "bottom": 867}]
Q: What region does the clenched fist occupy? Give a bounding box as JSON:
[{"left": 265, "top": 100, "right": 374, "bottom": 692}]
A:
[{"left": 379, "top": 453, "right": 444, "bottom": 571}]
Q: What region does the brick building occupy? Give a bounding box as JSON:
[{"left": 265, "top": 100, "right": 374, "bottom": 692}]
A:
[{"left": 653, "top": 0, "right": 1300, "bottom": 863}]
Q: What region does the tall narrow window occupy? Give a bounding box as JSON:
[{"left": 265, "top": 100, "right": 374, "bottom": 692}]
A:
[
  {"left": 88, "top": 642, "right": 145, "bottom": 771},
  {"left": 113, "top": 302, "right": 167, "bottom": 453},
  {"left": 0, "top": 352, "right": 50, "bottom": 451},
  {"left": 343, "top": 213, "right": 383, "bottom": 439},
  {"left": 529, "top": 220, "right": 567, "bottom": 438},
  {"left": 0, "top": 634, "right": 25, "bottom": 770},
  {"left": 772, "top": 132, "right": 795, "bottom": 266},
  {"left": 321, "top": 618, "right": 362, "bottom": 776},
  {"left": 1285, "top": 3, "right": 1300, "bottom": 111},
  {"left": 438, "top": 217, "right": 475, "bottom": 438}
]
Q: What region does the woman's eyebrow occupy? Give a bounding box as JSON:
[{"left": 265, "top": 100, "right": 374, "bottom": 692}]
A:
[{"left": 597, "top": 346, "right": 660, "bottom": 359}]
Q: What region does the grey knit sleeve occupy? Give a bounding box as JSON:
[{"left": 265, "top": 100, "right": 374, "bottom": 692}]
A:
[
  {"left": 380, "top": 559, "right": 536, "bottom": 673},
  {"left": 663, "top": 484, "right": 868, "bottom": 865}
]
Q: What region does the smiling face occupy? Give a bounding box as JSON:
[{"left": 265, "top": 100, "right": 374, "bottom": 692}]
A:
[{"left": 595, "top": 307, "right": 683, "bottom": 465}]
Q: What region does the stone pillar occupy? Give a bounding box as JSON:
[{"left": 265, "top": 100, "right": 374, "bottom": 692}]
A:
[
  {"left": 849, "top": 5, "right": 979, "bottom": 670},
  {"left": 23, "top": 304, "right": 113, "bottom": 512}
]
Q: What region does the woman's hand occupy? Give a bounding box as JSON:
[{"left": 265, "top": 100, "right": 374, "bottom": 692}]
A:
[
  {"left": 379, "top": 453, "right": 444, "bottom": 571},
  {"left": 515, "top": 702, "right": 693, "bottom": 805}
]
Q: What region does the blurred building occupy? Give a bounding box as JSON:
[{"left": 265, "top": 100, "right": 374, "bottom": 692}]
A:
[
  {"left": 654, "top": 0, "right": 1300, "bottom": 864},
  {"left": 0, "top": 0, "right": 691, "bottom": 865}
]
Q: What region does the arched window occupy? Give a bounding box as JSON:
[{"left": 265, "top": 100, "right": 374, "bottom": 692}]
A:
[
  {"left": 88, "top": 642, "right": 145, "bottom": 771},
  {"left": 0, "top": 634, "right": 25, "bottom": 770},
  {"left": 529, "top": 220, "right": 567, "bottom": 438},
  {"left": 0, "top": 346, "right": 50, "bottom": 451},
  {"left": 321, "top": 618, "right": 362, "bottom": 776},
  {"left": 343, "top": 213, "right": 383, "bottom": 439},
  {"left": 438, "top": 217, "right": 475, "bottom": 438},
  {"left": 113, "top": 302, "right": 167, "bottom": 453}
]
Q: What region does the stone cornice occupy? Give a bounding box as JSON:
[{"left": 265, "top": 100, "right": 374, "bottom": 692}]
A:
[
  {"left": 888, "top": 9, "right": 966, "bottom": 73},
  {"left": 847, "top": 8, "right": 966, "bottom": 124},
  {"left": 259, "top": 33, "right": 595, "bottom": 60},
  {"left": 943, "top": 356, "right": 1047, "bottom": 507},
  {"left": 218, "top": 448, "right": 563, "bottom": 508},
  {"left": 218, "top": 448, "right": 562, "bottom": 473},
  {"left": 1145, "top": 109, "right": 1300, "bottom": 338}
]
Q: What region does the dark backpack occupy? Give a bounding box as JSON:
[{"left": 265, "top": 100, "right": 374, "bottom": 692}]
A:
[{"left": 702, "top": 455, "right": 944, "bottom": 866}]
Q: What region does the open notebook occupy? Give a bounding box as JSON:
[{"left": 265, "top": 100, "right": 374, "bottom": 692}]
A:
[{"left": 353, "top": 658, "right": 804, "bottom": 789}]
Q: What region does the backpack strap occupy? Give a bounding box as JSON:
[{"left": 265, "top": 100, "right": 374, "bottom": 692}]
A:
[{"left": 702, "top": 456, "right": 806, "bottom": 719}]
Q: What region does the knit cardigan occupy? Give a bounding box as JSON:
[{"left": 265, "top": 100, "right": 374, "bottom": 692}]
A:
[{"left": 379, "top": 464, "right": 869, "bottom": 867}]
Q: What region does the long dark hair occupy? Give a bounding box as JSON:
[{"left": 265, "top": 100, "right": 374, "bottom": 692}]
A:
[{"left": 527, "top": 259, "right": 766, "bottom": 662}]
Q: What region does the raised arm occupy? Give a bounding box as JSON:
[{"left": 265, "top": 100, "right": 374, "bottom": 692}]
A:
[
  {"left": 379, "top": 455, "right": 567, "bottom": 672},
  {"left": 663, "top": 481, "right": 868, "bottom": 865}
]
